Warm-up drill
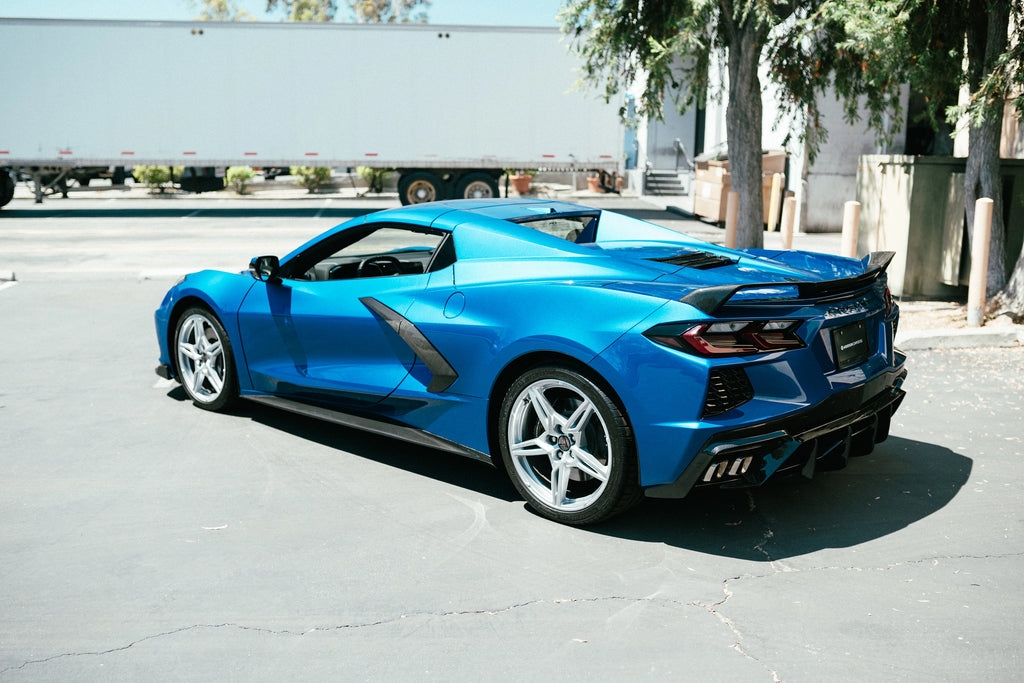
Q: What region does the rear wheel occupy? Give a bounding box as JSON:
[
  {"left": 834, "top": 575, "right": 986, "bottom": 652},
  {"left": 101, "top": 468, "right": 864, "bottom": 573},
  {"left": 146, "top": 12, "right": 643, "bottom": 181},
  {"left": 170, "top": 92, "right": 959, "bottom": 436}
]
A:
[
  {"left": 455, "top": 172, "right": 498, "bottom": 200},
  {"left": 174, "top": 307, "right": 238, "bottom": 411},
  {"left": 398, "top": 171, "right": 443, "bottom": 205},
  {"left": 498, "top": 366, "right": 641, "bottom": 525}
]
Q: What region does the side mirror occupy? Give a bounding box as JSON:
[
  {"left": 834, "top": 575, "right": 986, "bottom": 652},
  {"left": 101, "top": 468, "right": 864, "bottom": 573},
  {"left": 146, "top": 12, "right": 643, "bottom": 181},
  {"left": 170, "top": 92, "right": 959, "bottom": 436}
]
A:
[{"left": 249, "top": 255, "right": 280, "bottom": 282}]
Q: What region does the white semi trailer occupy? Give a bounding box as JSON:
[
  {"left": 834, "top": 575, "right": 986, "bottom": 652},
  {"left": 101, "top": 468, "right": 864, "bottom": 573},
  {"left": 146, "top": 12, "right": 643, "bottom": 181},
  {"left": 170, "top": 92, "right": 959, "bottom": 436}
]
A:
[{"left": 0, "top": 17, "right": 623, "bottom": 207}]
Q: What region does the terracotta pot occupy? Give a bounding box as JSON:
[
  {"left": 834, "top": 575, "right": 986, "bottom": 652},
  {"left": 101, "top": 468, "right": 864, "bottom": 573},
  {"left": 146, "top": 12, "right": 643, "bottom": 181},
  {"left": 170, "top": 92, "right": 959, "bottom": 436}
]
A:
[
  {"left": 510, "top": 174, "right": 532, "bottom": 195},
  {"left": 587, "top": 176, "right": 604, "bottom": 193}
]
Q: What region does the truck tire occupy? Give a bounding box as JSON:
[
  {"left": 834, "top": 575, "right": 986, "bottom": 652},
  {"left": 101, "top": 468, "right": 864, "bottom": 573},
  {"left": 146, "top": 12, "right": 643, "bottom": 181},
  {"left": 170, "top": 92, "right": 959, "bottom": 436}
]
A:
[
  {"left": 398, "top": 171, "right": 443, "bottom": 205},
  {"left": 0, "top": 171, "right": 14, "bottom": 208},
  {"left": 455, "top": 172, "right": 499, "bottom": 200}
]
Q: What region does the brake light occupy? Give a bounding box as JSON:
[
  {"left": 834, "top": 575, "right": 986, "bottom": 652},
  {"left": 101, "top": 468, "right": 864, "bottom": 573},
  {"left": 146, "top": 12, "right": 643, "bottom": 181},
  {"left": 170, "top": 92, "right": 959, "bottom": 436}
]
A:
[
  {"left": 883, "top": 285, "right": 894, "bottom": 316},
  {"left": 645, "top": 320, "right": 805, "bottom": 357}
]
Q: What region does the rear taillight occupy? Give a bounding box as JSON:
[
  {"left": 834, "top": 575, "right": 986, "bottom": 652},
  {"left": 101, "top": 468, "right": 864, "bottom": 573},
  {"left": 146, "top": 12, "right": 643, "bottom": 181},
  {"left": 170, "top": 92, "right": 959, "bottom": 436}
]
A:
[
  {"left": 645, "top": 320, "right": 804, "bottom": 357},
  {"left": 883, "top": 285, "right": 894, "bottom": 316}
]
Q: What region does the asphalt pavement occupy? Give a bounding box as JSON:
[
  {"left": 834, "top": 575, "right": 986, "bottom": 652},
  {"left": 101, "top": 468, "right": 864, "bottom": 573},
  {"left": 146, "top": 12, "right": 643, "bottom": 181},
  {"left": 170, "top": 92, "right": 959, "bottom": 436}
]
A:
[{"left": 0, "top": 191, "right": 1022, "bottom": 679}]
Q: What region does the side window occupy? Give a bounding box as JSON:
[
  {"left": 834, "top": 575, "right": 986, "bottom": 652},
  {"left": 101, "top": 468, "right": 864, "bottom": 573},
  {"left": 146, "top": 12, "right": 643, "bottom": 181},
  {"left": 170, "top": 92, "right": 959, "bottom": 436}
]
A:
[
  {"left": 286, "top": 224, "right": 449, "bottom": 281},
  {"left": 517, "top": 215, "right": 597, "bottom": 243}
]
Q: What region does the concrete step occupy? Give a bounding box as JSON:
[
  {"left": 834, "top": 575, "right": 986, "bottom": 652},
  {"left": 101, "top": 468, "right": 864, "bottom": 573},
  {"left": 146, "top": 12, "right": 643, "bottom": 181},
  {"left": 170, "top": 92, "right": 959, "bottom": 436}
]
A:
[{"left": 644, "top": 171, "right": 688, "bottom": 196}]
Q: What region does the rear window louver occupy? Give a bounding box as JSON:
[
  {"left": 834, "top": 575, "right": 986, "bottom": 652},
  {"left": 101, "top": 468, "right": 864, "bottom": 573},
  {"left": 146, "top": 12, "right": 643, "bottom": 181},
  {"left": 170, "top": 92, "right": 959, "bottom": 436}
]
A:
[{"left": 650, "top": 251, "right": 737, "bottom": 269}]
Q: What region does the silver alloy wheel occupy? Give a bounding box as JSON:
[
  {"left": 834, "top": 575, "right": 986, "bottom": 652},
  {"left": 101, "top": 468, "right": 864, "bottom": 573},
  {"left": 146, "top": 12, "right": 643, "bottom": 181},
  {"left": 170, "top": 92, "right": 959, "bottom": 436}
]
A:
[
  {"left": 461, "top": 180, "right": 494, "bottom": 198},
  {"left": 506, "top": 378, "right": 613, "bottom": 513},
  {"left": 176, "top": 313, "right": 226, "bottom": 404},
  {"left": 407, "top": 179, "right": 437, "bottom": 203}
]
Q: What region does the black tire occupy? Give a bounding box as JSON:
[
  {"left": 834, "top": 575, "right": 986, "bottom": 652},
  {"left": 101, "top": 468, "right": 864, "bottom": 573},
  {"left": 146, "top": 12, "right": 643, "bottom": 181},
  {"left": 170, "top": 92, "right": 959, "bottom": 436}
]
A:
[
  {"left": 173, "top": 307, "right": 239, "bottom": 412},
  {"left": 0, "top": 171, "right": 14, "bottom": 208},
  {"left": 498, "top": 365, "right": 641, "bottom": 525},
  {"left": 455, "top": 172, "right": 499, "bottom": 200},
  {"left": 398, "top": 171, "right": 444, "bottom": 205}
]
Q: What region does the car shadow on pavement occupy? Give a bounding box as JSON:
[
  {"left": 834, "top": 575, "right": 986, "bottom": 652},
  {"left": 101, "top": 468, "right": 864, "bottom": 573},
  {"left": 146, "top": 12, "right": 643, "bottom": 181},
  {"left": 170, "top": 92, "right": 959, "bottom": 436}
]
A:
[
  {"left": 222, "top": 395, "right": 520, "bottom": 503},
  {"left": 169, "top": 385, "right": 968, "bottom": 553},
  {"left": 596, "top": 436, "right": 972, "bottom": 560}
]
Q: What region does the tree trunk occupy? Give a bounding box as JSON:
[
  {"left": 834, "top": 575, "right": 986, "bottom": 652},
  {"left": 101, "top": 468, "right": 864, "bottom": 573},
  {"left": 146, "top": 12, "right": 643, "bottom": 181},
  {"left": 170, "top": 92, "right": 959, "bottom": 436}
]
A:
[
  {"left": 722, "top": 2, "right": 769, "bottom": 249},
  {"left": 994, "top": 241, "right": 1024, "bottom": 321},
  {"left": 963, "top": 0, "right": 1010, "bottom": 296}
]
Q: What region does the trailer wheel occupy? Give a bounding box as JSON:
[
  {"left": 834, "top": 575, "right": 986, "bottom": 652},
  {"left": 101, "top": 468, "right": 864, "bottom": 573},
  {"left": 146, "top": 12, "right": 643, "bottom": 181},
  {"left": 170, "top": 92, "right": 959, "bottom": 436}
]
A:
[
  {"left": 398, "top": 171, "right": 443, "bottom": 205},
  {"left": 455, "top": 173, "right": 499, "bottom": 200},
  {"left": 0, "top": 171, "right": 14, "bottom": 208}
]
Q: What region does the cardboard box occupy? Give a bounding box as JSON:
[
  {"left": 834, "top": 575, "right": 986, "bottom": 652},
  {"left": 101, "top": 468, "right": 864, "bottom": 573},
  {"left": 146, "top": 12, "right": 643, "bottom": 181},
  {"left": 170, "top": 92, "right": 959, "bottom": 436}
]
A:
[
  {"left": 691, "top": 172, "right": 780, "bottom": 224},
  {"left": 694, "top": 150, "right": 786, "bottom": 182},
  {"left": 694, "top": 158, "right": 730, "bottom": 185},
  {"left": 694, "top": 195, "right": 727, "bottom": 222},
  {"left": 761, "top": 150, "right": 787, "bottom": 176},
  {"left": 693, "top": 178, "right": 729, "bottom": 221}
]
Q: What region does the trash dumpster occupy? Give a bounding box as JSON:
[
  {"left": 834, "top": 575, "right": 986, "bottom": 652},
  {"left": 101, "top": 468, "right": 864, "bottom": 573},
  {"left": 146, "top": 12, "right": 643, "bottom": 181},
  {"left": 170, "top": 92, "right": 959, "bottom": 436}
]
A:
[{"left": 856, "top": 154, "right": 1024, "bottom": 297}]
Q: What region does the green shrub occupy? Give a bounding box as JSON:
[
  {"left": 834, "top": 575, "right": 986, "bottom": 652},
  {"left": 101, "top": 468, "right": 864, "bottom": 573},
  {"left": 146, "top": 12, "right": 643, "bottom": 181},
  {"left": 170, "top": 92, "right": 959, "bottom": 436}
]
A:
[
  {"left": 291, "top": 166, "right": 332, "bottom": 193},
  {"left": 356, "top": 166, "right": 390, "bottom": 194},
  {"left": 226, "top": 166, "right": 255, "bottom": 194},
  {"left": 133, "top": 165, "right": 181, "bottom": 193}
]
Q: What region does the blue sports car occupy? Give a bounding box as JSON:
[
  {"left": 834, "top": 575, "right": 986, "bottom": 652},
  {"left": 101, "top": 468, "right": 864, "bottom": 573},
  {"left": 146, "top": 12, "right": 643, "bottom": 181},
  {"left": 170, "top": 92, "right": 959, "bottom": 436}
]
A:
[{"left": 155, "top": 199, "right": 906, "bottom": 525}]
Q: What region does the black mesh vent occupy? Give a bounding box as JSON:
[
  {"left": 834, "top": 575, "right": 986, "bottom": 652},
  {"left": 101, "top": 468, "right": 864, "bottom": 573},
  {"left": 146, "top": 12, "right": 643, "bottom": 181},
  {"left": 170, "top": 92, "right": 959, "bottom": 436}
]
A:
[
  {"left": 703, "top": 368, "right": 755, "bottom": 417},
  {"left": 651, "top": 251, "right": 737, "bottom": 269}
]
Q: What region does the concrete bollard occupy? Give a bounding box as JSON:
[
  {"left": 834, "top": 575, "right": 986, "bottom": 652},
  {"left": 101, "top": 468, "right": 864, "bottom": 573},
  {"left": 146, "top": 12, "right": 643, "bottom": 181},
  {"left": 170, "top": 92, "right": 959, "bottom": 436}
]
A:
[
  {"left": 724, "top": 190, "right": 739, "bottom": 249},
  {"left": 967, "top": 197, "right": 994, "bottom": 327},
  {"left": 766, "top": 173, "right": 784, "bottom": 232},
  {"left": 841, "top": 200, "right": 860, "bottom": 258},
  {"left": 780, "top": 196, "right": 797, "bottom": 250}
]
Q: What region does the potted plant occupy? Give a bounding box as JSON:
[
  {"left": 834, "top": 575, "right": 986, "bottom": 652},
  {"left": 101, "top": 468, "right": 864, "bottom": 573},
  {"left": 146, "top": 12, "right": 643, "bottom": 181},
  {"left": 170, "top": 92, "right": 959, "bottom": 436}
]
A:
[{"left": 507, "top": 169, "right": 535, "bottom": 195}]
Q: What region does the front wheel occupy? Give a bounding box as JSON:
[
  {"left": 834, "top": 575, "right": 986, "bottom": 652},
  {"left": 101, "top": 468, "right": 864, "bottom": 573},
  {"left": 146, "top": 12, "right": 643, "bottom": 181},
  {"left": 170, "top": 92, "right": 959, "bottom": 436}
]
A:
[
  {"left": 174, "top": 307, "right": 239, "bottom": 411},
  {"left": 498, "top": 366, "right": 641, "bottom": 525}
]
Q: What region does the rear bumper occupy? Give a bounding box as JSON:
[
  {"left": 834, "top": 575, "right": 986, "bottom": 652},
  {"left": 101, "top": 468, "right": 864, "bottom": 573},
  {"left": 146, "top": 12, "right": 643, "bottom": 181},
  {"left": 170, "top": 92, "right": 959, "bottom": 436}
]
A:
[{"left": 644, "top": 363, "right": 908, "bottom": 499}]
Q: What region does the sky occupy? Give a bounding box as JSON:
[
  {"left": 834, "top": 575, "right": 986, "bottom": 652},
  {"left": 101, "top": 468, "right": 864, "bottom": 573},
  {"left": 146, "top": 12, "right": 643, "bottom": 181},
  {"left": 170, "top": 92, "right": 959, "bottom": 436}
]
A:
[{"left": 0, "top": 0, "right": 566, "bottom": 26}]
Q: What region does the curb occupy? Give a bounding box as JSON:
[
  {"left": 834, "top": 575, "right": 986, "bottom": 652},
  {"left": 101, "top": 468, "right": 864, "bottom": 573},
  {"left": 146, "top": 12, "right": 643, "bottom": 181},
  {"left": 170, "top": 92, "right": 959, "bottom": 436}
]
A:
[
  {"left": 895, "top": 326, "right": 1024, "bottom": 350},
  {"left": 664, "top": 203, "right": 697, "bottom": 220}
]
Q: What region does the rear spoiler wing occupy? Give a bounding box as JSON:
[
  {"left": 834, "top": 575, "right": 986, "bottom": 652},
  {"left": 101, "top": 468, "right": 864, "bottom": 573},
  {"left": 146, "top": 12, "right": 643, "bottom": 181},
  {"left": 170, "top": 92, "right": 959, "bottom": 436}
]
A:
[{"left": 679, "top": 251, "right": 895, "bottom": 315}]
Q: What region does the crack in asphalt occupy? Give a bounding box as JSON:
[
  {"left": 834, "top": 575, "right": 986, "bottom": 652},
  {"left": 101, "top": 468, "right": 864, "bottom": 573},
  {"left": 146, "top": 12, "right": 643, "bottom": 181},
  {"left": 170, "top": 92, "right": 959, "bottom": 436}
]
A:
[
  {"left": 692, "top": 577, "right": 782, "bottom": 683},
  {"left": 0, "top": 596, "right": 679, "bottom": 676},
  {"left": 5, "top": 552, "right": 1021, "bottom": 677},
  {"left": 689, "top": 550, "right": 1024, "bottom": 683},
  {"left": 686, "top": 491, "right": 1024, "bottom": 682},
  {"left": 745, "top": 491, "right": 786, "bottom": 569}
]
